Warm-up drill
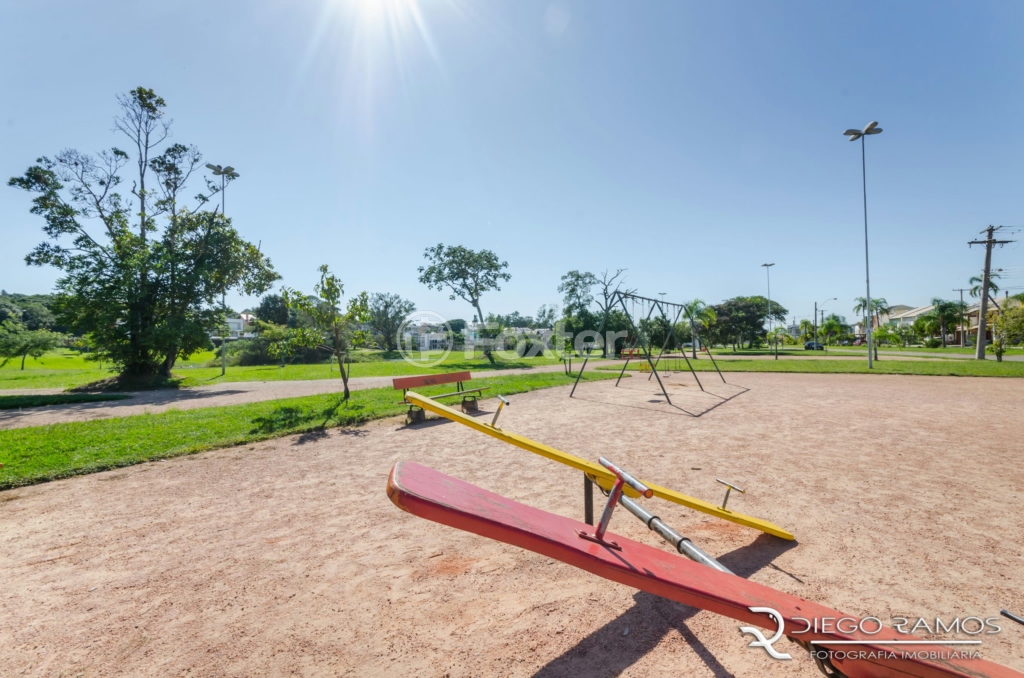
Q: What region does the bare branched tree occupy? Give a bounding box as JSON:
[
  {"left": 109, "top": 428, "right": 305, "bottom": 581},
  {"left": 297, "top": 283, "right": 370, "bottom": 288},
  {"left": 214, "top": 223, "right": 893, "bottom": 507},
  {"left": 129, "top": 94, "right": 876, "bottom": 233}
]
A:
[{"left": 594, "top": 268, "right": 634, "bottom": 356}]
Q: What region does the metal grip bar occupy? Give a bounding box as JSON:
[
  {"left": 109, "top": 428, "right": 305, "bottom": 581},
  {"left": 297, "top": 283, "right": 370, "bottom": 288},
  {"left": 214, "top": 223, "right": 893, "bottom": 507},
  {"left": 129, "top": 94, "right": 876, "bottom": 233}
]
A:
[
  {"left": 599, "top": 457, "right": 653, "bottom": 498},
  {"left": 618, "top": 495, "right": 733, "bottom": 574},
  {"left": 490, "top": 395, "right": 510, "bottom": 428},
  {"left": 716, "top": 478, "right": 745, "bottom": 510}
]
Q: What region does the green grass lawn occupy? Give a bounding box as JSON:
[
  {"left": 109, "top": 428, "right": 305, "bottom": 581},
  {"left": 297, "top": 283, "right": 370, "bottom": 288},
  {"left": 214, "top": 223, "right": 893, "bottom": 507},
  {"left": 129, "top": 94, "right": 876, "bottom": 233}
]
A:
[
  {"left": 174, "top": 352, "right": 586, "bottom": 387},
  {"left": 705, "top": 347, "right": 992, "bottom": 361},
  {"left": 603, "top": 357, "right": 1024, "bottom": 377},
  {"left": 827, "top": 345, "right": 1024, "bottom": 356},
  {"left": 0, "top": 350, "right": 218, "bottom": 390},
  {"left": 0, "top": 371, "right": 618, "bottom": 490},
  {"left": 0, "top": 350, "right": 592, "bottom": 392},
  {"left": 0, "top": 393, "right": 130, "bottom": 410}
]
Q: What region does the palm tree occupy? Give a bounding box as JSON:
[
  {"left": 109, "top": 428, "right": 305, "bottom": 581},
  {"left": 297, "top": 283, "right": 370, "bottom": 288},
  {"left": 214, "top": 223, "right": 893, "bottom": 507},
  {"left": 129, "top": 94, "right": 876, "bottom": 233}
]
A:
[
  {"left": 969, "top": 272, "right": 1001, "bottom": 300},
  {"left": 820, "top": 317, "right": 841, "bottom": 346},
  {"left": 682, "top": 299, "right": 716, "bottom": 359},
  {"left": 929, "top": 298, "right": 960, "bottom": 348},
  {"left": 798, "top": 319, "right": 815, "bottom": 343},
  {"left": 853, "top": 296, "right": 890, "bottom": 358}
]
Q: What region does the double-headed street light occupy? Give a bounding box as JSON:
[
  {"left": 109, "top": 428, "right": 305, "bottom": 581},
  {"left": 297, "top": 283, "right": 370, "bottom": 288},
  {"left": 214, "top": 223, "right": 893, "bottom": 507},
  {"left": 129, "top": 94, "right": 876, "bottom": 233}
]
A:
[
  {"left": 206, "top": 163, "right": 239, "bottom": 214},
  {"left": 206, "top": 163, "right": 240, "bottom": 376},
  {"left": 843, "top": 121, "right": 882, "bottom": 368},
  {"left": 761, "top": 263, "right": 777, "bottom": 359}
]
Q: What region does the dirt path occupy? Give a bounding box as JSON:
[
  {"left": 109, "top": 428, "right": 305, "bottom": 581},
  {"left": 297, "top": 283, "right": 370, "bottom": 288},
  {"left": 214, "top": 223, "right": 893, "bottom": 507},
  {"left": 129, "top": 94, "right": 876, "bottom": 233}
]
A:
[
  {"left": 2, "top": 373, "right": 1023, "bottom": 677},
  {"left": 0, "top": 363, "right": 582, "bottom": 430},
  {"left": 0, "top": 352, "right": 966, "bottom": 431}
]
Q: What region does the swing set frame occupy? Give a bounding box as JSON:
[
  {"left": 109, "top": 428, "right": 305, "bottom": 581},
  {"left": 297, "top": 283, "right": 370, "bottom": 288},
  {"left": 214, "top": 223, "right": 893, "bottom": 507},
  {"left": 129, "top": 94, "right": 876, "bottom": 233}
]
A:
[{"left": 569, "top": 291, "right": 725, "bottom": 405}]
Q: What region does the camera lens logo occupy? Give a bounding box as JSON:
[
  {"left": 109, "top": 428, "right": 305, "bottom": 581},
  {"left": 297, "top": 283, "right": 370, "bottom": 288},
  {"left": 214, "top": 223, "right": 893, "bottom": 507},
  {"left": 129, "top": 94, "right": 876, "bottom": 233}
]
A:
[{"left": 398, "top": 311, "right": 454, "bottom": 368}]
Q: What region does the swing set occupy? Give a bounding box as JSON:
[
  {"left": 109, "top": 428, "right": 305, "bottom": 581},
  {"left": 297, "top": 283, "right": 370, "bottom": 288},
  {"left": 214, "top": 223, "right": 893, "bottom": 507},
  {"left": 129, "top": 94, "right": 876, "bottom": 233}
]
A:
[{"left": 569, "top": 291, "right": 725, "bottom": 405}]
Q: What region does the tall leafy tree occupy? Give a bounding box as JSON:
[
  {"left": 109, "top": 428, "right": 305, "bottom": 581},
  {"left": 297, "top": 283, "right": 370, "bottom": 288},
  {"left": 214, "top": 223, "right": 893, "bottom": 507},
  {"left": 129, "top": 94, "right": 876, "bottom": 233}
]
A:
[
  {"left": 282, "top": 265, "right": 369, "bottom": 400},
  {"left": 255, "top": 294, "right": 290, "bottom": 326},
  {"left": 368, "top": 293, "right": 416, "bottom": 351},
  {"left": 8, "top": 87, "right": 277, "bottom": 380},
  {"left": 535, "top": 304, "right": 558, "bottom": 328},
  {"left": 418, "top": 244, "right": 510, "bottom": 364},
  {"left": 558, "top": 270, "right": 598, "bottom": 318}
]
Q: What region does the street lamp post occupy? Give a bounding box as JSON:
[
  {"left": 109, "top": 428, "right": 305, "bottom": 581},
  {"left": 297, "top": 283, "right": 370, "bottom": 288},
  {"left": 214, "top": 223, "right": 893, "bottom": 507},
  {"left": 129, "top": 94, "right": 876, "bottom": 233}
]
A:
[
  {"left": 206, "top": 163, "right": 240, "bottom": 377},
  {"left": 843, "top": 122, "right": 883, "bottom": 368},
  {"left": 814, "top": 297, "right": 836, "bottom": 349},
  {"left": 761, "top": 263, "right": 776, "bottom": 359}
]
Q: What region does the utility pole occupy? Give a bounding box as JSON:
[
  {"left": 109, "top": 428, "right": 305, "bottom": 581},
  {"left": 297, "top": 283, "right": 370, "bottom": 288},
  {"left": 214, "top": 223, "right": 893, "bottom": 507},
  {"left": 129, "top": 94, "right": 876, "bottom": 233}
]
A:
[
  {"left": 206, "top": 163, "right": 240, "bottom": 377},
  {"left": 968, "top": 226, "right": 1012, "bottom": 359},
  {"left": 762, "top": 263, "right": 776, "bottom": 359},
  {"left": 952, "top": 288, "right": 968, "bottom": 347},
  {"left": 813, "top": 297, "right": 835, "bottom": 349}
]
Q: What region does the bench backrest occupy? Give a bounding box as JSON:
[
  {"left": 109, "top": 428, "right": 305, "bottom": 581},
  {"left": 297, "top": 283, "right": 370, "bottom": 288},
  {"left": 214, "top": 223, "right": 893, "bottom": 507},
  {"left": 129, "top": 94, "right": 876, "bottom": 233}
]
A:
[{"left": 393, "top": 371, "right": 472, "bottom": 391}]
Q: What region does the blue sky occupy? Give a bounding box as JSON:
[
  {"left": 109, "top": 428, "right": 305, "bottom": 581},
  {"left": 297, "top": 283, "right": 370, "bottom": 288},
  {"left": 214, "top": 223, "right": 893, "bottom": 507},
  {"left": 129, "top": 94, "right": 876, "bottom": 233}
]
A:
[{"left": 2, "top": 0, "right": 1023, "bottom": 325}]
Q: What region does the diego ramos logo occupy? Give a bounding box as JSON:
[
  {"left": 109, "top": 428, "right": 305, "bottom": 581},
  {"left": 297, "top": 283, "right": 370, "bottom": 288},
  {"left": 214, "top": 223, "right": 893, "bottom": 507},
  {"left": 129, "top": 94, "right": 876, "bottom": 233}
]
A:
[{"left": 740, "top": 607, "right": 793, "bottom": 660}]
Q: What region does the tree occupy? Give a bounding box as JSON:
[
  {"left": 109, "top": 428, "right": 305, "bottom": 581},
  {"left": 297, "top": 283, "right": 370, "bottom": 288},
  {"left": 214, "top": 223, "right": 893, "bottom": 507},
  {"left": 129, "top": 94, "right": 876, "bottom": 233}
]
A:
[
  {"left": 368, "top": 293, "right": 415, "bottom": 351},
  {"left": 969, "top": 271, "right": 1001, "bottom": 300},
  {"left": 448, "top": 318, "right": 467, "bottom": 333},
  {"left": 418, "top": 244, "right": 510, "bottom": 363},
  {"left": 0, "top": 298, "right": 20, "bottom": 324},
  {"left": 255, "top": 294, "right": 290, "bottom": 326},
  {"left": 19, "top": 303, "right": 55, "bottom": 330},
  {"left": 558, "top": 270, "right": 598, "bottom": 318},
  {"left": 927, "top": 298, "right": 961, "bottom": 348},
  {"left": 993, "top": 306, "right": 1024, "bottom": 361},
  {"left": 282, "top": 265, "right": 369, "bottom": 400},
  {"left": 591, "top": 268, "right": 633, "bottom": 355},
  {"left": 682, "top": 299, "right": 716, "bottom": 358},
  {"left": 798, "top": 319, "right": 815, "bottom": 343},
  {"left": 8, "top": 88, "right": 277, "bottom": 380},
  {"left": 535, "top": 304, "right": 558, "bottom": 328},
  {"left": 819, "top": 315, "right": 843, "bottom": 346},
  {"left": 0, "top": 321, "right": 63, "bottom": 370},
  {"left": 853, "top": 296, "right": 890, "bottom": 359}
]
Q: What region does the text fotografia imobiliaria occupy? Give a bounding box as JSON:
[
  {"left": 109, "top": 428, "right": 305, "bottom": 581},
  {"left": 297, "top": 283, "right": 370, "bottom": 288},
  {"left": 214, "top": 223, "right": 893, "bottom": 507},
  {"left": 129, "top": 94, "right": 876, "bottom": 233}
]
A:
[{"left": 741, "top": 608, "right": 1003, "bottom": 662}]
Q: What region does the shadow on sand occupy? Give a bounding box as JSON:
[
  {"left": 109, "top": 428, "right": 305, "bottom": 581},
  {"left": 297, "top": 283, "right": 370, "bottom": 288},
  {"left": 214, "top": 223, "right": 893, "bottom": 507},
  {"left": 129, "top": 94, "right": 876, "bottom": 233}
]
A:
[{"left": 532, "top": 534, "right": 797, "bottom": 678}]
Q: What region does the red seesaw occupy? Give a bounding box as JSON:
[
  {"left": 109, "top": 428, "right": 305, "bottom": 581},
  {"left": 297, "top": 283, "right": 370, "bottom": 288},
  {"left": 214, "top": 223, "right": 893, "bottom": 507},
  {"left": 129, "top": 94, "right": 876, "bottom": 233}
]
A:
[{"left": 387, "top": 460, "right": 1022, "bottom": 678}]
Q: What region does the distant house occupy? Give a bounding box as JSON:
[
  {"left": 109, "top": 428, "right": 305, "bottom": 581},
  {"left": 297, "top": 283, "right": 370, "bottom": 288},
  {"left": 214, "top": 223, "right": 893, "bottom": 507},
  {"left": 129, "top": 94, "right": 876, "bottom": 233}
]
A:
[
  {"left": 853, "top": 304, "right": 915, "bottom": 337},
  {"left": 211, "top": 315, "right": 255, "bottom": 344}
]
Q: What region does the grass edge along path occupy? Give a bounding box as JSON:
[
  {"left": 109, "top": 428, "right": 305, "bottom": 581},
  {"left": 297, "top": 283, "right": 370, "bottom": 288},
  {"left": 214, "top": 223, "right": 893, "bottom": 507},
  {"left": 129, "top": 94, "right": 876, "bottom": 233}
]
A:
[
  {"left": 600, "top": 358, "right": 1024, "bottom": 378},
  {"left": 0, "top": 394, "right": 130, "bottom": 411},
  {"left": 0, "top": 371, "right": 618, "bottom": 491}
]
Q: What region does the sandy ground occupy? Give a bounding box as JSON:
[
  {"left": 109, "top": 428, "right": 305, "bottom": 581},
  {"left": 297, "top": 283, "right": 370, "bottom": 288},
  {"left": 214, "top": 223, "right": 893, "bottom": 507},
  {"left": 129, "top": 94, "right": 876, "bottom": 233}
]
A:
[
  {"left": 0, "top": 353, "right": 964, "bottom": 430},
  {"left": 3, "top": 373, "right": 1024, "bottom": 677}
]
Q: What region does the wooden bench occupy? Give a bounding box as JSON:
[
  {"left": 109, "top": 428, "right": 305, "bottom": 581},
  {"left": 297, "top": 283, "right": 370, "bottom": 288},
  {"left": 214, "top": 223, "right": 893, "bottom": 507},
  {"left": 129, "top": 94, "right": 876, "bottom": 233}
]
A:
[{"left": 393, "top": 371, "right": 488, "bottom": 423}]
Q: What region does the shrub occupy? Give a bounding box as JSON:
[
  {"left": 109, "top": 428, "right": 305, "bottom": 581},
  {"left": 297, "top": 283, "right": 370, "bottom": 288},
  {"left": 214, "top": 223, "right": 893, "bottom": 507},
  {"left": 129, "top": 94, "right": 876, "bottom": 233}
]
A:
[{"left": 923, "top": 338, "right": 942, "bottom": 349}]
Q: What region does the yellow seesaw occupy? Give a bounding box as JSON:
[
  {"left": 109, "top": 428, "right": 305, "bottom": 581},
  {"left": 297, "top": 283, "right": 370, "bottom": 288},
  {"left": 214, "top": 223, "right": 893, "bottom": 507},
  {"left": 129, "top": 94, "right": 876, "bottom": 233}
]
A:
[{"left": 405, "top": 391, "right": 794, "bottom": 540}]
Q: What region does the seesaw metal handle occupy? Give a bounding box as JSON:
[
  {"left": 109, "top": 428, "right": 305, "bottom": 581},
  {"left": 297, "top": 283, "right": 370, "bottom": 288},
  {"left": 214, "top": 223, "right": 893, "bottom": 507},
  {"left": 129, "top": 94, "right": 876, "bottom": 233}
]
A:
[
  {"left": 599, "top": 457, "right": 653, "bottom": 498},
  {"left": 715, "top": 478, "right": 745, "bottom": 510},
  {"left": 490, "top": 395, "right": 510, "bottom": 428}
]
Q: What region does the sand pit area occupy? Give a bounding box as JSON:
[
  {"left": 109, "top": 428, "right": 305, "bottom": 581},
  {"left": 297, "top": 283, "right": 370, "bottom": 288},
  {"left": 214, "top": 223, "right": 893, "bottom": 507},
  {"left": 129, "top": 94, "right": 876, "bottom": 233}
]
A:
[{"left": 2, "top": 372, "right": 1023, "bottom": 676}]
